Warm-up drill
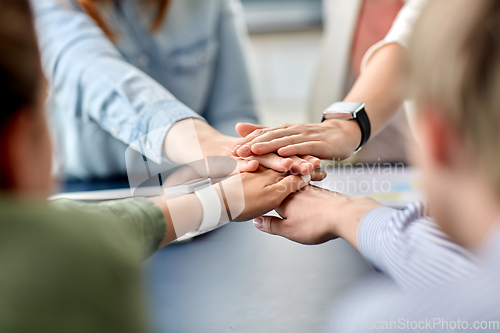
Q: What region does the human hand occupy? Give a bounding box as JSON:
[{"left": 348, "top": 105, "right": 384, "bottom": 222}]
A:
[
  {"left": 232, "top": 120, "right": 362, "bottom": 161},
  {"left": 156, "top": 166, "right": 314, "bottom": 245},
  {"left": 165, "top": 119, "right": 320, "bottom": 176},
  {"left": 253, "top": 185, "right": 380, "bottom": 247},
  {"left": 205, "top": 134, "right": 321, "bottom": 176},
  {"left": 216, "top": 166, "right": 312, "bottom": 223}
]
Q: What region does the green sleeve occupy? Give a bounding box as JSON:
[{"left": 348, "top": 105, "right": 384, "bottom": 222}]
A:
[
  {"left": 0, "top": 200, "right": 152, "bottom": 333},
  {"left": 49, "top": 198, "right": 167, "bottom": 260}
]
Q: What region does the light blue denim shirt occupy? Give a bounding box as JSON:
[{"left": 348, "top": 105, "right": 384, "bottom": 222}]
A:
[{"left": 32, "top": 0, "right": 258, "bottom": 180}]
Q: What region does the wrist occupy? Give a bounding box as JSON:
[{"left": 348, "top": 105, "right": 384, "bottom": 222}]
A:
[
  {"left": 213, "top": 183, "right": 230, "bottom": 224},
  {"left": 161, "top": 193, "right": 203, "bottom": 242},
  {"left": 329, "top": 195, "right": 381, "bottom": 250},
  {"left": 322, "top": 119, "right": 363, "bottom": 157},
  {"left": 201, "top": 134, "right": 237, "bottom": 157},
  {"left": 164, "top": 119, "right": 236, "bottom": 162}
]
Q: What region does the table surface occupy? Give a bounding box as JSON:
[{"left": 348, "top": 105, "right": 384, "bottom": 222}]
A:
[
  {"left": 58, "top": 166, "right": 421, "bottom": 332},
  {"left": 145, "top": 223, "right": 372, "bottom": 333}
]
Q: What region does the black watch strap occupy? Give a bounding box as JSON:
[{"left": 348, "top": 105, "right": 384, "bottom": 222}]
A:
[{"left": 354, "top": 107, "right": 371, "bottom": 152}]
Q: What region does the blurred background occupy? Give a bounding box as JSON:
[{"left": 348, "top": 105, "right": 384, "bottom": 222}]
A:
[
  {"left": 242, "top": 0, "right": 410, "bottom": 164},
  {"left": 242, "top": 0, "right": 323, "bottom": 126}
]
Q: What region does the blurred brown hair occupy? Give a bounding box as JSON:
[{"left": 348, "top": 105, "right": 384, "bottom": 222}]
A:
[
  {"left": 76, "top": 0, "right": 171, "bottom": 41},
  {"left": 0, "top": 0, "right": 43, "bottom": 188},
  {"left": 0, "top": 0, "right": 42, "bottom": 125}
]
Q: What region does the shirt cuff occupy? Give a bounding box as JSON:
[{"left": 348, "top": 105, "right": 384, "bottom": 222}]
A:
[
  {"left": 357, "top": 206, "right": 398, "bottom": 271},
  {"left": 136, "top": 101, "right": 205, "bottom": 165}
]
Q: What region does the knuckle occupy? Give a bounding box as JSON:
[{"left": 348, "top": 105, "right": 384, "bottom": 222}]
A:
[
  {"left": 286, "top": 136, "right": 295, "bottom": 145},
  {"left": 254, "top": 129, "right": 265, "bottom": 135}
]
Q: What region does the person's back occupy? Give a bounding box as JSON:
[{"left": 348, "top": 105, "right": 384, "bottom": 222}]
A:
[
  {"left": 0, "top": 199, "right": 150, "bottom": 333},
  {"left": 0, "top": 2, "right": 160, "bottom": 330}
]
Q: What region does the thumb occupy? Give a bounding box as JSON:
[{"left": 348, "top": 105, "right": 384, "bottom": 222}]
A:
[
  {"left": 235, "top": 122, "right": 265, "bottom": 137},
  {"left": 253, "top": 216, "right": 285, "bottom": 236}
]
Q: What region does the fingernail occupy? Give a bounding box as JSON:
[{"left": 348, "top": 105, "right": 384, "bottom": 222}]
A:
[
  {"left": 308, "top": 157, "right": 320, "bottom": 164},
  {"left": 301, "top": 174, "right": 311, "bottom": 184},
  {"left": 232, "top": 145, "right": 241, "bottom": 153},
  {"left": 301, "top": 162, "right": 313, "bottom": 174},
  {"left": 253, "top": 218, "right": 263, "bottom": 229}
]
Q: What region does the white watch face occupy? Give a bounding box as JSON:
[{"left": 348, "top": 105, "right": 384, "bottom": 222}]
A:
[{"left": 323, "top": 102, "right": 364, "bottom": 120}]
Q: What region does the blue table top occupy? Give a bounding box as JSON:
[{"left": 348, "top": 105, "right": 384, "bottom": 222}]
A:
[
  {"left": 145, "top": 222, "right": 371, "bottom": 332},
  {"left": 57, "top": 175, "right": 375, "bottom": 332}
]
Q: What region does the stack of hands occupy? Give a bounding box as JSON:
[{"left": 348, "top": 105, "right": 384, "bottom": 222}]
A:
[{"left": 195, "top": 120, "right": 380, "bottom": 248}]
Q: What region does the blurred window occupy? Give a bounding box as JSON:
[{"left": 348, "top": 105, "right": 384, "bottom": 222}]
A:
[{"left": 241, "top": 0, "right": 323, "bottom": 33}]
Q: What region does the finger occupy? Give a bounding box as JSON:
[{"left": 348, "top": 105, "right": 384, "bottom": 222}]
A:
[
  {"left": 270, "top": 174, "right": 310, "bottom": 195},
  {"left": 233, "top": 128, "right": 275, "bottom": 157},
  {"left": 310, "top": 168, "right": 327, "bottom": 181},
  {"left": 236, "top": 159, "right": 259, "bottom": 173},
  {"left": 249, "top": 132, "right": 304, "bottom": 155},
  {"left": 300, "top": 155, "right": 321, "bottom": 169},
  {"left": 248, "top": 154, "right": 293, "bottom": 173},
  {"left": 289, "top": 155, "right": 314, "bottom": 176},
  {"left": 253, "top": 216, "right": 285, "bottom": 236},
  {"left": 277, "top": 142, "right": 326, "bottom": 158},
  {"left": 234, "top": 126, "right": 291, "bottom": 157},
  {"left": 235, "top": 123, "right": 265, "bottom": 138}
]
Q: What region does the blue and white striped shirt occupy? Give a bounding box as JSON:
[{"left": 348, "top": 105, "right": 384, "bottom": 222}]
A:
[
  {"left": 357, "top": 202, "right": 477, "bottom": 290},
  {"left": 327, "top": 203, "right": 500, "bottom": 332}
]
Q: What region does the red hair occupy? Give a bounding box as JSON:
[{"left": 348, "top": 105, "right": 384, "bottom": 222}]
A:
[{"left": 76, "top": 0, "right": 171, "bottom": 41}]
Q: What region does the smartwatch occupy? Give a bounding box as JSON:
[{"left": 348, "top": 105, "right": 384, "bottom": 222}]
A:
[{"left": 322, "top": 102, "right": 371, "bottom": 153}]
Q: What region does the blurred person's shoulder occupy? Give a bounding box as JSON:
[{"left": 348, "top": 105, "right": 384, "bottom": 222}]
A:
[
  {"left": 0, "top": 198, "right": 142, "bottom": 263},
  {"left": 327, "top": 267, "right": 500, "bottom": 332},
  {"left": 0, "top": 198, "right": 147, "bottom": 333}
]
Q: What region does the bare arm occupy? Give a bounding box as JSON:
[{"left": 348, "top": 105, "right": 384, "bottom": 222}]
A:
[
  {"left": 155, "top": 166, "right": 310, "bottom": 247},
  {"left": 344, "top": 43, "right": 407, "bottom": 136},
  {"left": 232, "top": 43, "right": 408, "bottom": 160},
  {"left": 164, "top": 119, "right": 320, "bottom": 177}
]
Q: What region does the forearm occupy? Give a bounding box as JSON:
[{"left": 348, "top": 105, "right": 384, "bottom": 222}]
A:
[
  {"left": 155, "top": 193, "right": 203, "bottom": 247},
  {"left": 164, "top": 119, "right": 236, "bottom": 165},
  {"left": 344, "top": 43, "right": 408, "bottom": 136}
]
